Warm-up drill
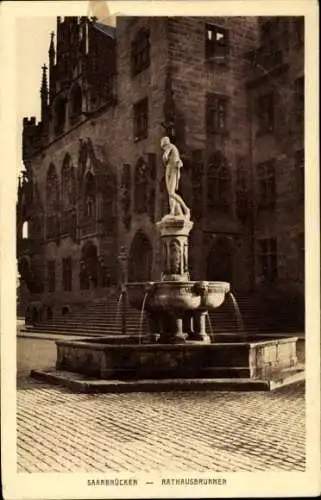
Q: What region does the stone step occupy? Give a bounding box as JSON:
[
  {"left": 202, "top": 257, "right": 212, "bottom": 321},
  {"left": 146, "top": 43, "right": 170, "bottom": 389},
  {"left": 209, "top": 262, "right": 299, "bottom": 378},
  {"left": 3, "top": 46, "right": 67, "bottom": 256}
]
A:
[{"left": 30, "top": 366, "right": 305, "bottom": 393}]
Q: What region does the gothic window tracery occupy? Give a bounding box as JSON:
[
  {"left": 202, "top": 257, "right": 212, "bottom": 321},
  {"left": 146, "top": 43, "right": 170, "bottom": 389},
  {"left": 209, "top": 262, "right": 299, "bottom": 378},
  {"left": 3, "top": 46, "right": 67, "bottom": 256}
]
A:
[
  {"left": 46, "top": 163, "right": 59, "bottom": 210},
  {"left": 207, "top": 152, "right": 231, "bottom": 212},
  {"left": 46, "top": 163, "right": 60, "bottom": 240},
  {"left": 61, "top": 154, "right": 76, "bottom": 209},
  {"left": 61, "top": 154, "right": 77, "bottom": 238},
  {"left": 84, "top": 172, "right": 96, "bottom": 218}
]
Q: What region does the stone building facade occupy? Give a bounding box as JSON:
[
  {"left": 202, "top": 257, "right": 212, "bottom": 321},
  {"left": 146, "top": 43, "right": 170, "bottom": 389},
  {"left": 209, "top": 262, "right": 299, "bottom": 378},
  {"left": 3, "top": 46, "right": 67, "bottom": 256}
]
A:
[{"left": 17, "top": 16, "right": 304, "bottom": 328}]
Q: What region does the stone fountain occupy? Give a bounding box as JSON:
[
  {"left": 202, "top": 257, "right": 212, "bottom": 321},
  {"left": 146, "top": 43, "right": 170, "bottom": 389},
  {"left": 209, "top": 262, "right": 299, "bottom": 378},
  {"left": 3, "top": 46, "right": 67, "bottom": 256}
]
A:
[{"left": 31, "top": 137, "right": 304, "bottom": 392}]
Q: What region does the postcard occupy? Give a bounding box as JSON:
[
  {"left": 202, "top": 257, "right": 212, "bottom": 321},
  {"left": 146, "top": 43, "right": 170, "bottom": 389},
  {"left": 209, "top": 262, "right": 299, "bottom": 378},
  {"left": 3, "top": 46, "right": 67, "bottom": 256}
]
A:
[{"left": 1, "top": 1, "right": 320, "bottom": 499}]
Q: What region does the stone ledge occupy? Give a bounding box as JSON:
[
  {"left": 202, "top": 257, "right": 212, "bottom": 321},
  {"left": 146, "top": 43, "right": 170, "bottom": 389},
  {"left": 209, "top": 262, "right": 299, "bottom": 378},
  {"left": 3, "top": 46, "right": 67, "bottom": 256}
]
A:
[{"left": 30, "top": 366, "right": 305, "bottom": 394}]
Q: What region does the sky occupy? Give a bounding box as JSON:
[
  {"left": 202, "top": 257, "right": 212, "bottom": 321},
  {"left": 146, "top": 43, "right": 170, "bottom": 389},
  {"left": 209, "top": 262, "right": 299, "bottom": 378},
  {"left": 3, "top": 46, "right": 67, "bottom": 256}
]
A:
[
  {"left": 17, "top": 17, "right": 57, "bottom": 171},
  {"left": 17, "top": 17, "right": 57, "bottom": 122}
]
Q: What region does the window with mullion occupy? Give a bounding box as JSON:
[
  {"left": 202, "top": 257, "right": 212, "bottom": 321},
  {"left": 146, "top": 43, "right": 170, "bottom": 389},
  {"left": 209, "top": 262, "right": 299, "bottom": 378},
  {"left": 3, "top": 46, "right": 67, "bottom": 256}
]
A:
[{"left": 205, "top": 24, "right": 229, "bottom": 62}]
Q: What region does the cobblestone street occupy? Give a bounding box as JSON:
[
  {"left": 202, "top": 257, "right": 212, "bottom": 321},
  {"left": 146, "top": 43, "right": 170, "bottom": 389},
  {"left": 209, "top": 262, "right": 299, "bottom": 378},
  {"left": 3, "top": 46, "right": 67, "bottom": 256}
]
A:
[{"left": 17, "top": 337, "right": 306, "bottom": 474}]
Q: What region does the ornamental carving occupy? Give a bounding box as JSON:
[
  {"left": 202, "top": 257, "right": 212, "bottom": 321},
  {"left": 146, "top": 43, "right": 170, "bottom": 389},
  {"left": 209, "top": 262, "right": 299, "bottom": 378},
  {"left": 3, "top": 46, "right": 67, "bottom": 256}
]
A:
[{"left": 169, "top": 239, "right": 181, "bottom": 275}]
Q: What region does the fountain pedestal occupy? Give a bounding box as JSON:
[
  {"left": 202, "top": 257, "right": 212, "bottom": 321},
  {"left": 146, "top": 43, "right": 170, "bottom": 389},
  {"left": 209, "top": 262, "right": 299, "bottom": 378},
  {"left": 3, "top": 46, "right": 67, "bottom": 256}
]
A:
[{"left": 156, "top": 215, "right": 193, "bottom": 282}]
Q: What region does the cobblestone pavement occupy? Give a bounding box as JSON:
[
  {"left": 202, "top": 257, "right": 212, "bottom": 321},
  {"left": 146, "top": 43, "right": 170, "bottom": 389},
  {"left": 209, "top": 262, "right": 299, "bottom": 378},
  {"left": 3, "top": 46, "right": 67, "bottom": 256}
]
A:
[{"left": 17, "top": 376, "right": 305, "bottom": 473}]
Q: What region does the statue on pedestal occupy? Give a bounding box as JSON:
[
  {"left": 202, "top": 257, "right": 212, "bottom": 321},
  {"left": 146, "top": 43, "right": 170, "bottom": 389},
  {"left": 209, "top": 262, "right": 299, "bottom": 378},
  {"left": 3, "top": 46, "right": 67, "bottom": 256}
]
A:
[{"left": 161, "top": 137, "right": 190, "bottom": 219}]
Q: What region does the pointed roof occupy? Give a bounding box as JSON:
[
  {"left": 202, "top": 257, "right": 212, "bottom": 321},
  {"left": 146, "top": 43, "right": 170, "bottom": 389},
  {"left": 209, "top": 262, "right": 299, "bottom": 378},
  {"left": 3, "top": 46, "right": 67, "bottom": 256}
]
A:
[
  {"left": 49, "top": 31, "right": 55, "bottom": 57},
  {"left": 40, "top": 64, "right": 48, "bottom": 96}
]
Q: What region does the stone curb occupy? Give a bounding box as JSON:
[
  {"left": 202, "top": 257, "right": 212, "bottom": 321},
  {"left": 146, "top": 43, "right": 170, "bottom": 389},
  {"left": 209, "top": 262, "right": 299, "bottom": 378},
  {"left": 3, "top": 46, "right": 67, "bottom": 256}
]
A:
[{"left": 30, "top": 368, "right": 305, "bottom": 394}]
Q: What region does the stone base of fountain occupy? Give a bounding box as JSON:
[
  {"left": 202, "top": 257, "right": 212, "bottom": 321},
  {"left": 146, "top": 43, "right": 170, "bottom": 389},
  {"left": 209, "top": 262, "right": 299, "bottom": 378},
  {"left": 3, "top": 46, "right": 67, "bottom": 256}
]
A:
[{"left": 31, "top": 334, "right": 304, "bottom": 392}]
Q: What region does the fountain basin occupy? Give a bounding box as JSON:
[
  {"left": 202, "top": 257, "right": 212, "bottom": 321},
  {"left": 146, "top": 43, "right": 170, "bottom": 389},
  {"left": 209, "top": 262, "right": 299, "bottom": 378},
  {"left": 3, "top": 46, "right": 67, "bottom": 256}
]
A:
[
  {"left": 54, "top": 336, "right": 299, "bottom": 380},
  {"left": 126, "top": 280, "right": 230, "bottom": 312}
]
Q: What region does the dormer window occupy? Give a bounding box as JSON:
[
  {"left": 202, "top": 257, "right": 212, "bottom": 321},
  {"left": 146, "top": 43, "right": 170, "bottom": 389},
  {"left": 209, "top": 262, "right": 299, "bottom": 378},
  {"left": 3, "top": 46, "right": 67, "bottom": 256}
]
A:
[
  {"left": 205, "top": 24, "right": 229, "bottom": 63},
  {"left": 131, "top": 28, "right": 150, "bottom": 76}
]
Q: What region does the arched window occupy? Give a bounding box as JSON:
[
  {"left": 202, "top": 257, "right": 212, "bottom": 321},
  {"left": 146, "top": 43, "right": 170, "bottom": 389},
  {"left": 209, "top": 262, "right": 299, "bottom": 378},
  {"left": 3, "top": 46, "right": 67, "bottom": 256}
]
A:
[
  {"left": 207, "top": 152, "right": 230, "bottom": 211},
  {"left": 46, "top": 163, "right": 59, "bottom": 240},
  {"left": 46, "top": 163, "right": 59, "bottom": 210},
  {"left": 70, "top": 83, "right": 82, "bottom": 118},
  {"left": 54, "top": 97, "right": 66, "bottom": 135},
  {"left": 61, "top": 154, "right": 76, "bottom": 238},
  {"left": 134, "top": 158, "right": 148, "bottom": 214},
  {"left": 84, "top": 172, "right": 96, "bottom": 218},
  {"left": 61, "top": 154, "right": 76, "bottom": 209}
]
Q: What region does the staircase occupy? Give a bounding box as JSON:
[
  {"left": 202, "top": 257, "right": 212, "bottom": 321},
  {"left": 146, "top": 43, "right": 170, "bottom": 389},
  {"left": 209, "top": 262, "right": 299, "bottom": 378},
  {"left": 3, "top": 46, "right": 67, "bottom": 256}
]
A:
[
  {"left": 21, "top": 292, "right": 304, "bottom": 338},
  {"left": 21, "top": 297, "right": 147, "bottom": 338}
]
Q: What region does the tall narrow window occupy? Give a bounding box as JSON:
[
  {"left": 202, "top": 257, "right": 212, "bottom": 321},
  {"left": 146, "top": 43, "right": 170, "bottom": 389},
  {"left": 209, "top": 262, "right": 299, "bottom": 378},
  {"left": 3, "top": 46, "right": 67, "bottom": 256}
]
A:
[
  {"left": 61, "top": 154, "right": 76, "bottom": 238},
  {"left": 206, "top": 93, "right": 229, "bottom": 135},
  {"left": 62, "top": 257, "right": 72, "bottom": 291},
  {"left": 133, "top": 98, "right": 148, "bottom": 141},
  {"left": 258, "top": 238, "right": 277, "bottom": 283},
  {"left": 205, "top": 24, "right": 229, "bottom": 62},
  {"left": 256, "top": 93, "right": 274, "bottom": 134},
  {"left": 84, "top": 172, "right": 96, "bottom": 218},
  {"left": 257, "top": 160, "right": 276, "bottom": 209},
  {"left": 46, "top": 163, "right": 60, "bottom": 240},
  {"left": 131, "top": 28, "right": 150, "bottom": 76},
  {"left": 47, "top": 260, "right": 56, "bottom": 292}
]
